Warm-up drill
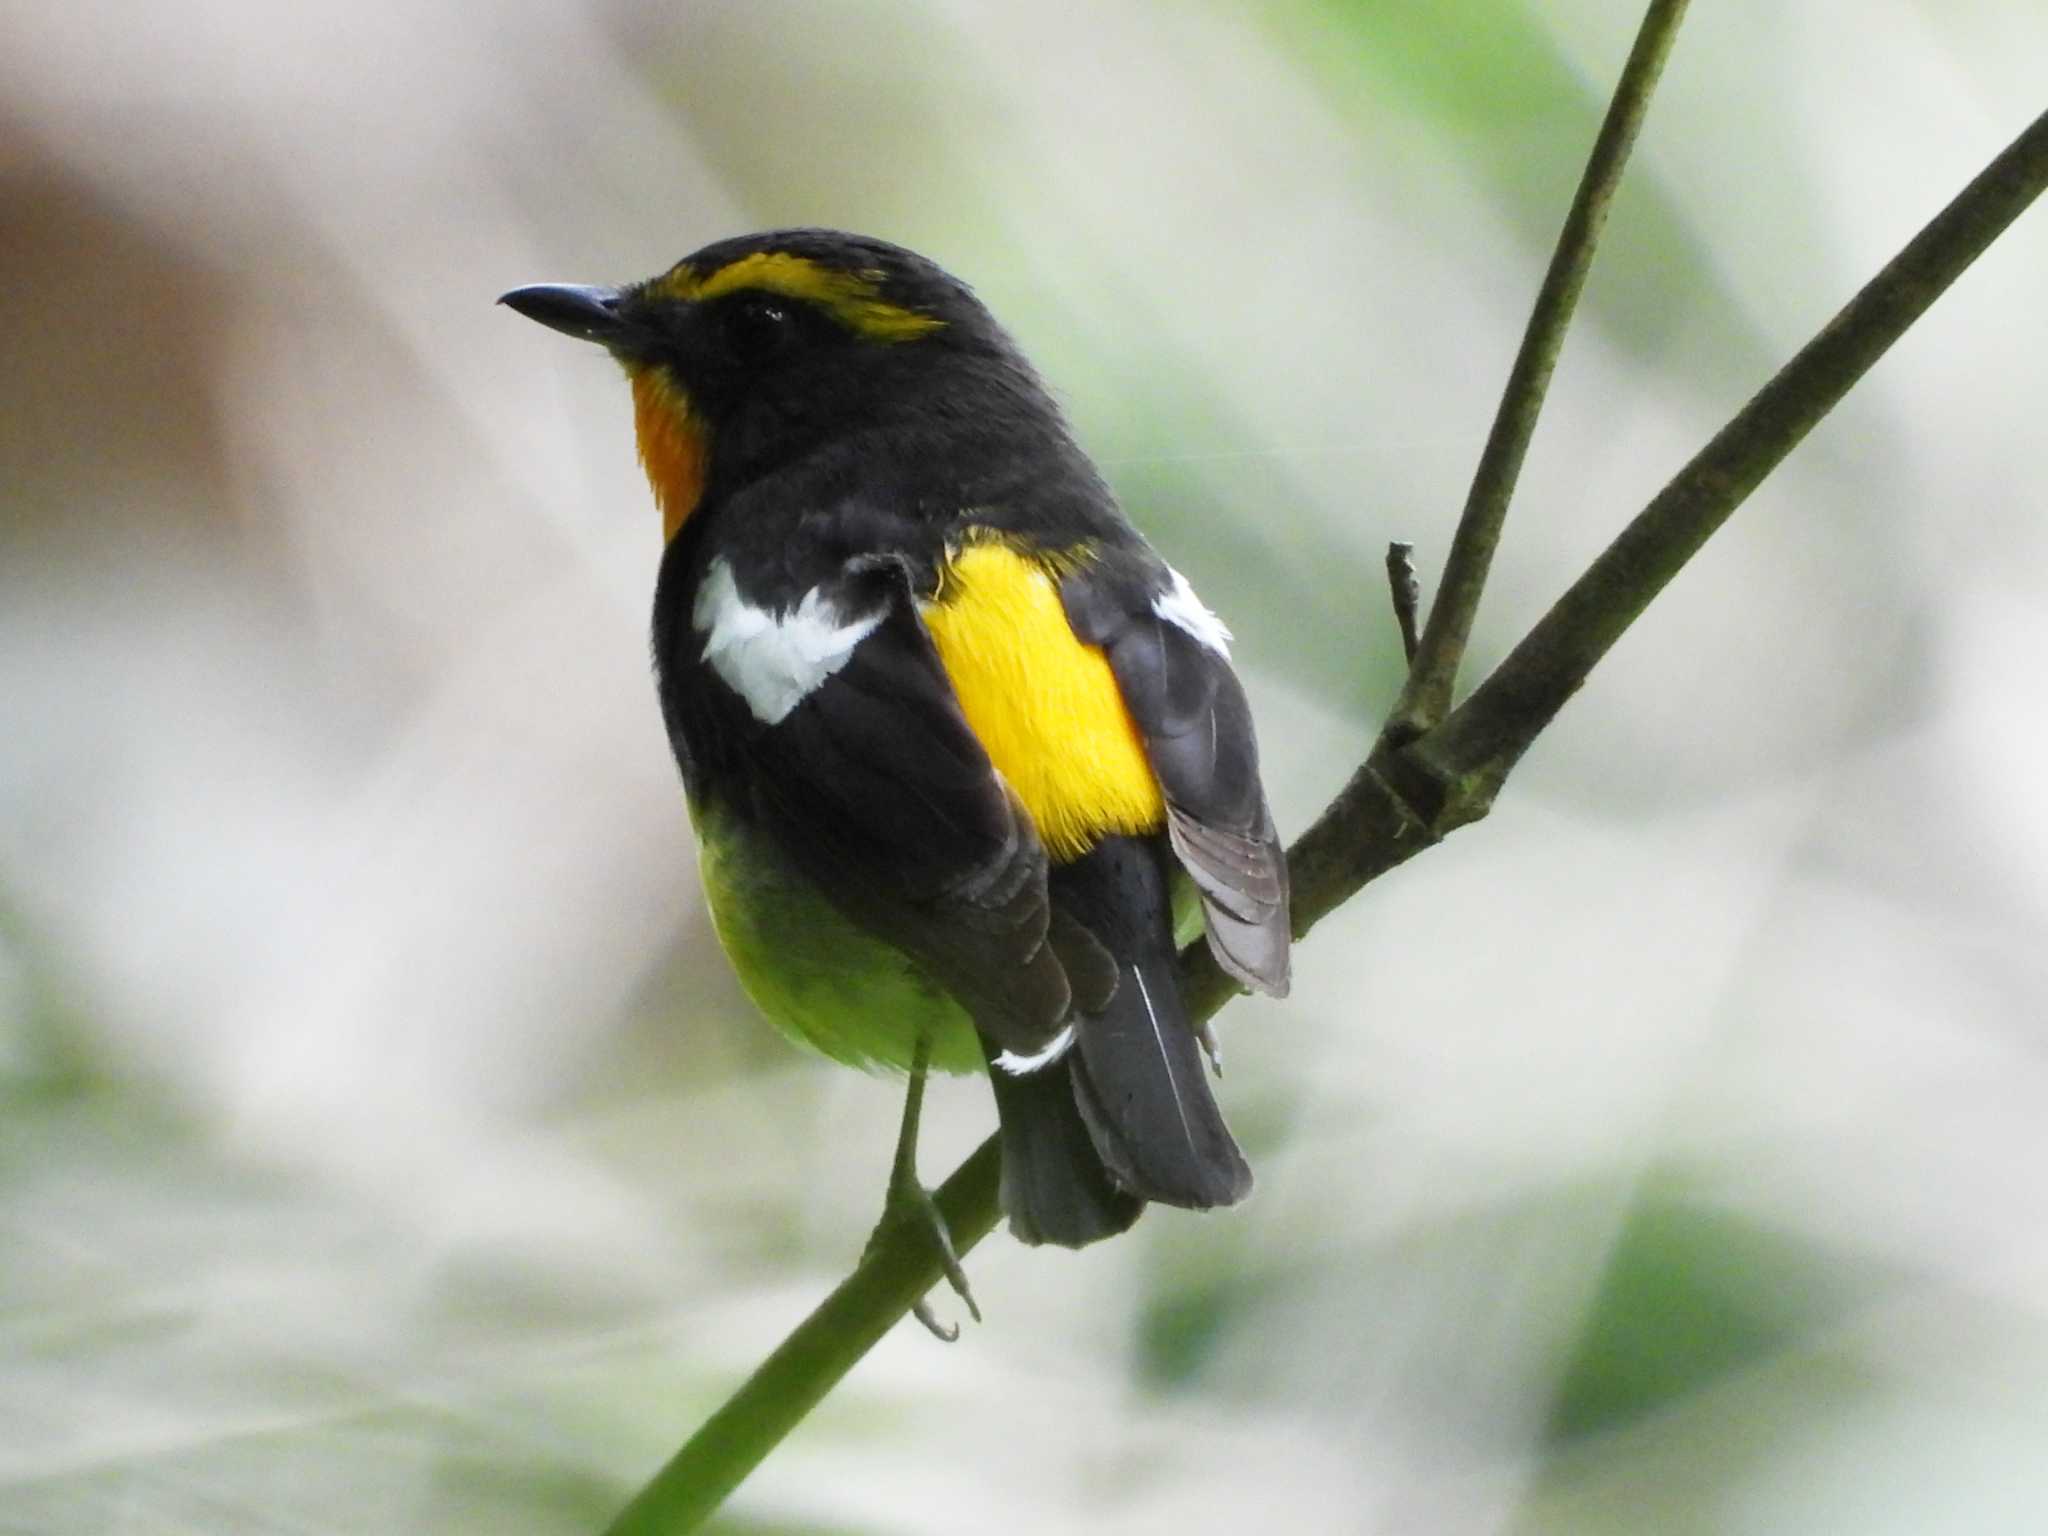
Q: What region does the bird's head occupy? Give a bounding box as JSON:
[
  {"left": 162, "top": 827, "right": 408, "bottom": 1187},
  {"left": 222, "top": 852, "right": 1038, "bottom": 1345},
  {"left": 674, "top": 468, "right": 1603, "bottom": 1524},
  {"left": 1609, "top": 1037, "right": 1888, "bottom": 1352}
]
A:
[{"left": 502, "top": 229, "right": 1025, "bottom": 541}]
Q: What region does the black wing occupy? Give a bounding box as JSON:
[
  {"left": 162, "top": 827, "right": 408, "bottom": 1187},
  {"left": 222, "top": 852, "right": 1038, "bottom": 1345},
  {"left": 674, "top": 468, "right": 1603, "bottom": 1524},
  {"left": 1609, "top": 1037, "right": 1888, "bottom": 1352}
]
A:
[
  {"left": 735, "top": 556, "right": 1115, "bottom": 1054},
  {"left": 1061, "top": 553, "right": 1290, "bottom": 996}
]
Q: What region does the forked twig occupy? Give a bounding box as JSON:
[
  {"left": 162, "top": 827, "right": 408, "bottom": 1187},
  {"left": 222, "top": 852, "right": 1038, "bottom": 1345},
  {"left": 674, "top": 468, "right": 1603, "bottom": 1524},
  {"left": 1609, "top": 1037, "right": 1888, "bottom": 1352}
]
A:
[{"left": 599, "top": 29, "right": 2048, "bottom": 1536}]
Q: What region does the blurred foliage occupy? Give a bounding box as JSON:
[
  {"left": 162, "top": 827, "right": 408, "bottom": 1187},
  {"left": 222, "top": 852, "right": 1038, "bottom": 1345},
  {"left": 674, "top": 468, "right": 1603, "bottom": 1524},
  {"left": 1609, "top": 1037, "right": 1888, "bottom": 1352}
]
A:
[
  {"left": 1544, "top": 1182, "right": 1885, "bottom": 1444},
  {"left": 0, "top": 899, "right": 106, "bottom": 1109},
  {"left": 1255, "top": 0, "right": 1774, "bottom": 378}
]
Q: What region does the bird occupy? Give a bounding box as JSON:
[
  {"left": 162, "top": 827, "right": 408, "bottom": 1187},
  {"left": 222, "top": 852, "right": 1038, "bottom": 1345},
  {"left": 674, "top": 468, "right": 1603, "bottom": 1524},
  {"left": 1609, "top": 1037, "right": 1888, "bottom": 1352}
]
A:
[{"left": 502, "top": 230, "right": 1288, "bottom": 1328}]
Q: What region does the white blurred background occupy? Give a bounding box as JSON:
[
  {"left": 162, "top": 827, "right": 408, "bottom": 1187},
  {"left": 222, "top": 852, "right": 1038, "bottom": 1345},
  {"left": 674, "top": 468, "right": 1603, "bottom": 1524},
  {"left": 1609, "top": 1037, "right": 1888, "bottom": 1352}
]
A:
[{"left": 3, "top": 1, "right": 2046, "bottom": 1531}]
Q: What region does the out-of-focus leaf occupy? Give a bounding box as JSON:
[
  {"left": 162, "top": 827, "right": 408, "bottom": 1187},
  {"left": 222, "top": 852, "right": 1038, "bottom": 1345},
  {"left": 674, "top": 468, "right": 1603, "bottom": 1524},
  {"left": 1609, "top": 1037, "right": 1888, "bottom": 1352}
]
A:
[
  {"left": 1136, "top": 1270, "right": 1269, "bottom": 1393},
  {"left": 0, "top": 896, "right": 119, "bottom": 1111},
  {"left": 1246, "top": 0, "right": 1777, "bottom": 380},
  {"left": 1544, "top": 1184, "right": 1889, "bottom": 1444}
]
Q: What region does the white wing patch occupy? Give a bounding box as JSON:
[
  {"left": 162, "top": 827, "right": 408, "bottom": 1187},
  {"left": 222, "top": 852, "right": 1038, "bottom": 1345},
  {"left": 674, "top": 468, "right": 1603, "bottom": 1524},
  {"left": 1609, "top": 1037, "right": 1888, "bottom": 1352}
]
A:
[
  {"left": 692, "top": 557, "right": 885, "bottom": 725},
  {"left": 1154, "top": 567, "right": 1233, "bottom": 656}
]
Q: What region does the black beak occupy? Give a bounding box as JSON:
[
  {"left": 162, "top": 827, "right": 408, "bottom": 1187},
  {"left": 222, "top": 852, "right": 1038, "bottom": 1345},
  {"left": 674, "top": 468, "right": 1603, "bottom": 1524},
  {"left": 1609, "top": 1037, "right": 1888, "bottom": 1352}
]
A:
[{"left": 498, "top": 283, "right": 629, "bottom": 344}]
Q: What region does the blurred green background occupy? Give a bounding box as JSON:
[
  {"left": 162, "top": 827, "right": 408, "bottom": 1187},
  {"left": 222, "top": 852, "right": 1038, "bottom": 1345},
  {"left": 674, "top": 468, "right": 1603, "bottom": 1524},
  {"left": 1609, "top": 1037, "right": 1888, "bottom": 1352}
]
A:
[{"left": 4, "top": 1, "right": 2047, "bottom": 1531}]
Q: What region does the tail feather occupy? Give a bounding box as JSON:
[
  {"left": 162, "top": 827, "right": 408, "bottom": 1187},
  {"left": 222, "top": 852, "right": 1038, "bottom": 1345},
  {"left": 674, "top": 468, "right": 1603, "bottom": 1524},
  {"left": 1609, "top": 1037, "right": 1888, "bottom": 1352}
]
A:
[
  {"left": 983, "top": 834, "right": 1250, "bottom": 1246},
  {"left": 1069, "top": 948, "right": 1251, "bottom": 1209},
  {"left": 985, "top": 1045, "right": 1145, "bottom": 1248}
]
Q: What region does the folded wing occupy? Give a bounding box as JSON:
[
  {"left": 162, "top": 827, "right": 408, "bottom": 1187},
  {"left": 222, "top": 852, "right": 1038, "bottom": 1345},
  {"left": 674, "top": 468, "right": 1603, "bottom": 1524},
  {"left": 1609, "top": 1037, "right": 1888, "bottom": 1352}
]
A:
[
  {"left": 735, "top": 556, "right": 1113, "bottom": 1055},
  {"left": 1060, "top": 555, "right": 1291, "bottom": 996}
]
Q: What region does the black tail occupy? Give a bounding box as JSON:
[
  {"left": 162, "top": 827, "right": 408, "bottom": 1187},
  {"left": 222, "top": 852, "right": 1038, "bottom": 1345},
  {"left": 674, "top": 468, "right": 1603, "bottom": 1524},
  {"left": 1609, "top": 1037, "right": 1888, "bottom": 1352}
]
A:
[
  {"left": 985, "top": 1045, "right": 1145, "bottom": 1247},
  {"left": 987, "top": 835, "right": 1252, "bottom": 1247}
]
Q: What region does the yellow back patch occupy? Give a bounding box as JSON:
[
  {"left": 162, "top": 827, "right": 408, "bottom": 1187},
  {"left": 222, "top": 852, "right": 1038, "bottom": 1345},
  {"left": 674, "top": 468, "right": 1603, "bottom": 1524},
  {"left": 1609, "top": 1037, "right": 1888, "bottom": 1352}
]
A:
[
  {"left": 630, "top": 367, "right": 709, "bottom": 542},
  {"left": 650, "top": 252, "right": 942, "bottom": 342},
  {"left": 923, "top": 541, "right": 1164, "bottom": 861}
]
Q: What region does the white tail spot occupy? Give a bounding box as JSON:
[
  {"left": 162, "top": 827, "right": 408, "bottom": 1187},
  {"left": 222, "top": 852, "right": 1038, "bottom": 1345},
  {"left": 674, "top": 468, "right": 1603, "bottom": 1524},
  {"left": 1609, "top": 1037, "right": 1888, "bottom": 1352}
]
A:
[{"left": 994, "top": 1023, "right": 1075, "bottom": 1076}]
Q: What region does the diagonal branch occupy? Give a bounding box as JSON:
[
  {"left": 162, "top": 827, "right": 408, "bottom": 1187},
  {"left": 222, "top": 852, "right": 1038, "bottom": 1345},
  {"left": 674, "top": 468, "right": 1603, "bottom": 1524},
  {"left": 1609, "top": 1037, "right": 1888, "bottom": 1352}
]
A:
[
  {"left": 603, "top": 1143, "right": 1004, "bottom": 1536},
  {"left": 1388, "top": 0, "right": 1692, "bottom": 741},
  {"left": 1418, "top": 101, "right": 2048, "bottom": 798},
  {"left": 597, "top": 83, "right": 2048, "bottom": 1536}
]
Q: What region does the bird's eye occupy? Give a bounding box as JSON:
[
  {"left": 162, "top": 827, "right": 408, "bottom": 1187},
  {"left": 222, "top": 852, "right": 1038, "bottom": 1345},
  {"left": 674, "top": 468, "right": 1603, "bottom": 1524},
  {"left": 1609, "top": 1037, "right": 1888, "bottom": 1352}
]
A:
[{"left": 712, "top": 295, "right": 797, "bottom": 365}]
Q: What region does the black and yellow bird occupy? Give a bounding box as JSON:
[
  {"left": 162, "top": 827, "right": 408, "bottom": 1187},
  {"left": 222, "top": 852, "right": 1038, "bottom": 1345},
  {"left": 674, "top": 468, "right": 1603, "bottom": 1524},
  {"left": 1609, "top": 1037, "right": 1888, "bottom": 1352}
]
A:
[{"left": 502, "top": 230, "right": 1288, "bottom": 1297}]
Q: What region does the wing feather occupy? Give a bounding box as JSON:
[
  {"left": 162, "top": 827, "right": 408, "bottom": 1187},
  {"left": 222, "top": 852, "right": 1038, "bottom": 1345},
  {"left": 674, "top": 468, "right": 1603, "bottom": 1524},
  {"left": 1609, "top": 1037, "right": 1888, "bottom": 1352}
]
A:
[
  {"left": 743, "top": 559, "right": 1077, "bottom": 1054},
  {"left": 1062, "top": 556, "right": 1291, "bottom": 996}
]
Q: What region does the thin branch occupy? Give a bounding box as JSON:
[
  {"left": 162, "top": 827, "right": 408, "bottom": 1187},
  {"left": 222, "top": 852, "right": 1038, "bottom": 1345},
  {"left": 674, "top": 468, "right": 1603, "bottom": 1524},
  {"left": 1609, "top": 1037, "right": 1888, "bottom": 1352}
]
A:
[
  {"left": 602, "top": 1141, "right": 1005, "bottom": 1536},
  {"left": 594, "top": 80, "right": 2048, "bottom": 1536},
  {"left": 1419, "top": 101, "right": 2048, "bottom": 795},
  {"left": 1176, "top": 749, "right": 1436, "bottom": 1023},
  {"left": 1388, "top": 0, "right": 1691, "bottom": 741}
]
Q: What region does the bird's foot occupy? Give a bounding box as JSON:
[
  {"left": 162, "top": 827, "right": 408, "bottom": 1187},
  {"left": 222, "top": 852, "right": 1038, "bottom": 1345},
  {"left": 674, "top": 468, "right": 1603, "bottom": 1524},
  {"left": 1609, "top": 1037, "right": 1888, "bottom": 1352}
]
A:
[
  {"left": 865, "top": 1167, "right": 981, "bottom": 1342},
  {"left": 867, "top": 1038, "right": 980, "bottom": 1341}
]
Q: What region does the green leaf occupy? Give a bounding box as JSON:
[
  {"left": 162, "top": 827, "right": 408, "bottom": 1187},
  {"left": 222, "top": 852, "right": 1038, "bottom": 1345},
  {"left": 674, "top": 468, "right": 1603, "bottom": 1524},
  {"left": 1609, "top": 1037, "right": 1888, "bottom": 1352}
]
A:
[{"left": 1544, "top": 1185, "right": 1888, "bottom": 1444}]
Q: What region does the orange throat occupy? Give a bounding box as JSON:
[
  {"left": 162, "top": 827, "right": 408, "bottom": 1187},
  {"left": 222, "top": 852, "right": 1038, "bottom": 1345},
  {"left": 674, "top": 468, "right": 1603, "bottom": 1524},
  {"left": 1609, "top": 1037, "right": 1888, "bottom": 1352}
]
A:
[{"left": 631, "top": 369, "right": 709, "bottom": 542}]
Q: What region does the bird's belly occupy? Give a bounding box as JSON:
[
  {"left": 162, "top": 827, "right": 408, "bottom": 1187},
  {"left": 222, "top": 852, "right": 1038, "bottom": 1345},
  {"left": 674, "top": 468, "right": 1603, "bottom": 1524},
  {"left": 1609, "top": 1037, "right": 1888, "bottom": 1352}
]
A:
[{"left": 692, "top": 799, "right": 983, "bottom": 1075}]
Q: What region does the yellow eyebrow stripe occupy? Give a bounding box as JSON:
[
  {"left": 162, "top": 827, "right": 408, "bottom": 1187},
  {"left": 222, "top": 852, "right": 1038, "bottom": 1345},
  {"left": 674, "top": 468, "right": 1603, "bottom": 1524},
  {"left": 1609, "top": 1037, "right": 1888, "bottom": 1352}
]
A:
[{"left": 651, "top": 252, "right": 943, "bottom": 342}]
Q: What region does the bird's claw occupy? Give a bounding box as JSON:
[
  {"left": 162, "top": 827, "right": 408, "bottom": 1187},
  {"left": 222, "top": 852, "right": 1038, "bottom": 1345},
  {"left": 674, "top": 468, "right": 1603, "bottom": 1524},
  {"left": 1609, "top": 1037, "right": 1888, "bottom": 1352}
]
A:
[
  {"left": 871, "top": 1038, "right": 979, "bottom": 1342},
  {"left": 868, "top": 1171, "right": 980, "bottom": 1342}
]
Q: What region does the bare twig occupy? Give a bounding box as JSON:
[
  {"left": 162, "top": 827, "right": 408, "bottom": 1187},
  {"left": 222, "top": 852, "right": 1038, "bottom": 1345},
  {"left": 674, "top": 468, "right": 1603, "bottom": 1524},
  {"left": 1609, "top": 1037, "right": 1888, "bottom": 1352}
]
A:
[
  {"left": 603, "top": 1142, "right": 1005, "bottom": 1536},
  {"left": 595, "top": 65, "right": 2048, "bottom": 1536},
  {"left": 1386, "top": 542, "right": 1421, "bottom": 663},
  {"left": 1418, "top": 102, "right": 2048, "bottom": 799},
  {"left": 1387, "top": 0, "right": 1691, "bottom": 742}
]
